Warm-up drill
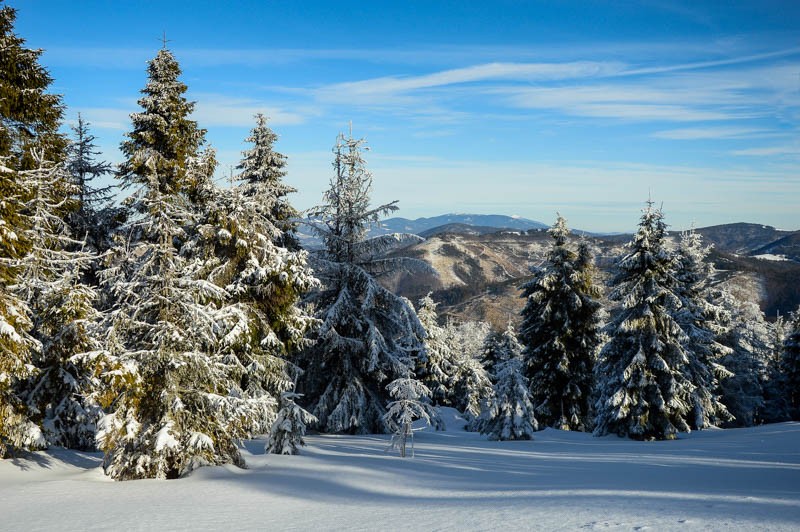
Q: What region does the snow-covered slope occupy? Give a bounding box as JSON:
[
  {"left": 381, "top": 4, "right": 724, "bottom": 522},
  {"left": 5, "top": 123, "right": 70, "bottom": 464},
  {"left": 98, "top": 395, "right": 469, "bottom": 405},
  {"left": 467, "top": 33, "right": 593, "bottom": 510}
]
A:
[{"left": 2, "top": 409, "right": 799, "bottom": 530}]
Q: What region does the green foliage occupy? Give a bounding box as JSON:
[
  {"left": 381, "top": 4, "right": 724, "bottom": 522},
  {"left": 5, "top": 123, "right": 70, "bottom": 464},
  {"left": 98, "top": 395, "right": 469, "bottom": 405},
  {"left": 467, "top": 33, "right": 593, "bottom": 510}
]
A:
[
  {"left": 520, "top": 215, "right": 603, "bottom": 431},
  {"left": 594, "top": 201, "right": 693, "bottom": 441},
  {"left": 0, "top": 3, "right": 66, "bottom": 167}
]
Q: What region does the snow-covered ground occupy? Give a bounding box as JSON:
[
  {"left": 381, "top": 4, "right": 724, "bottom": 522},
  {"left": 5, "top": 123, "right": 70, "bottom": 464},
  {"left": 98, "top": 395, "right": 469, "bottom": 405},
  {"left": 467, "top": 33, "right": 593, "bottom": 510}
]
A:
[{"left": 2, "top": 409, "right": 799, "bottom": 531}]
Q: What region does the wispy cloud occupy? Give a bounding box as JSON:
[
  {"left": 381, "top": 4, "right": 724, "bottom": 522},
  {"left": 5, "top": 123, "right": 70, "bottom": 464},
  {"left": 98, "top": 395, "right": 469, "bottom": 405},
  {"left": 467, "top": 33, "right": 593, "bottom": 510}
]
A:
[
  {"left": 732, "top": 145, "right": 798, "bottom": 156},
  {"left": 192, "top": 95, "right": 313, "bottom": 127},
  {"left": 651, "top": 127, "right": 771, "bottom": 139},
  {"left": 315, "top": 61, "right": 624, "bottom": 102}
]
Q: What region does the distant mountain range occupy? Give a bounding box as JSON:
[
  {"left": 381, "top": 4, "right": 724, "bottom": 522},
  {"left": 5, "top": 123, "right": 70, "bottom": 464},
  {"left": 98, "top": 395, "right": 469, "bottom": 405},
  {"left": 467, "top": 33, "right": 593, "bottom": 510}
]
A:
[
  {"left": 370, "top": 214, "right": 549, "bottom": 236},
  {"left": 297, "top": 214, "right": 800, "bottom": 325}
]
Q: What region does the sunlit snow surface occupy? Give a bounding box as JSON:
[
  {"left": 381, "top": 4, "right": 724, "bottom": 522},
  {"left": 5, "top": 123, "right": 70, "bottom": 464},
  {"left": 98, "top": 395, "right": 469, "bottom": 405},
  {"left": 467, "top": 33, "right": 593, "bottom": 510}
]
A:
[{"left": 2, "top": 409, "right": 799, "bottom": 530}]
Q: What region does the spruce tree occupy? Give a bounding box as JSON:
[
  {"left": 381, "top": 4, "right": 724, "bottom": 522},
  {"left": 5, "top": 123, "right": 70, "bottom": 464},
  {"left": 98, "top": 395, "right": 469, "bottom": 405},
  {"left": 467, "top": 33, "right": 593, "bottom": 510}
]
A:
[
  {"left": 188, "top": 115, "right": 318, "bottom": 436},
  {"left": 0, "top": 1, "right": 68, "bottom": 456},
  {"left": 98, "top": 48, "right": 252, "bottom": 480},
  {"left": 479, "top": 355, "right": 538, "bottom": 441},
  {"left": 445, "top": 319, "right": 493, "bottom": 424},
  {"left": 672, "top": 228, "right": 732, "bottom": 429},
  {"left": 594, "top": 201, "right": 693, "bottom": 440},
  {"left": 66, "top": 115, "right": 117, "bottom": 251},
  {"left": 15, "top": 153, "right": 113, "bottom": 450},
  {"left": 0, "top": 160, "right": 43, "bottom": 456},
  {"left": 519, "top": 215, "right": 602, "bottom": 431},
  {"left": 299, "top": 129, "right": 426, "bottom": 434},
  {"left": 718, "top": 290, "right": 786, "bottom": 426},
  {"left": 415, "top": 294, "right": 455, "bottom": 405},
  {"left": 266, "top": 392, "right": 317, "bottom": 455},
  {"left": 783, "top": 307, "right": 800, "bottom": 420}
]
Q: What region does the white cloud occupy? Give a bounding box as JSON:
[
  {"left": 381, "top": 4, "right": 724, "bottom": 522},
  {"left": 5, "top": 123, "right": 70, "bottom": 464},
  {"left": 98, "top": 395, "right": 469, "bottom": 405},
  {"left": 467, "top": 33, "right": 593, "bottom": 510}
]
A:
[
  {"left": 192, "top": 95, "right": 313, "bottom": 127},
  {"left": 652, "top": 127, "right": 771, "bottom": 140},
  {"left": 731, "top": 145, "right": 798, "bottom": 156},
  {"left": 315, "top": 61, "right": 625, "bottom": 103}
]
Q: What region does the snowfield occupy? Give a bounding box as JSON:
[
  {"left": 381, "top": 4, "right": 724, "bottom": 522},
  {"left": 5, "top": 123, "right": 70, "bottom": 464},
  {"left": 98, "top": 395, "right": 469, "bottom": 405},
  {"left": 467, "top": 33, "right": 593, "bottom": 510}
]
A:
[{"left": 2, "top": 409, "right": 799, "bottom": 531}]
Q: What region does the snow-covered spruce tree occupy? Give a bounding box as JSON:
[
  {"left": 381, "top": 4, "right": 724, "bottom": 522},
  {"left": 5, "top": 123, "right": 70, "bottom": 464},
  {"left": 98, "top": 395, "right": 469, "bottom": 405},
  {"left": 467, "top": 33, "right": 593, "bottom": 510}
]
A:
[
  {"left": 479, "top": 355, "right": 538, "bottom": 441},
  {"left": 0, "top": 3, "right": 70, "bottom": 456},
  {"left": 98, "top": 47, "right": 256, "bottom": 480},
  {"left": 445, "top": 319, "right": 493, "bottom": 426},
  {"left": 0, "top": 159, "right": 43, "bottom": 457},
  {"left": 266, "top": 392, "right": 317, "bottom": 455},
  {"left": 415, "top": 293, "right": 456, "bottom": 405},
  {"left": 482, "top": 322, "right": 524, "bottom": 380},
  {"left": 14, "top": 153, "right": 116, "bottom": 450},
  {"left": 672, "top": 228, "right": 732, "bottom": 429},
  {"left": 299, "top": 130, "right": 427, "bottom": 434},
  {"left": 519, "top": 215, "right": 603, "bottom": 431},
  {"left": 236, "top": 113, "right": 299, "bottom": 250},
  {"left": 783, "top": 307, "right": 800, "bottom": 420},
  {"left": 383, "top": 377, "right": 439, "bottom": 457},
  {"left": 66, "top": 114, "right": 118, "bottom": 252},
  {"left": 717, "top": 286, "right": 786, "bottom": 427},
  {"left": 187, "top": 115, "right": 319, "bottom": 436},
  {"left": 594, "top": 201, "right": 693, "bottom": 441}
]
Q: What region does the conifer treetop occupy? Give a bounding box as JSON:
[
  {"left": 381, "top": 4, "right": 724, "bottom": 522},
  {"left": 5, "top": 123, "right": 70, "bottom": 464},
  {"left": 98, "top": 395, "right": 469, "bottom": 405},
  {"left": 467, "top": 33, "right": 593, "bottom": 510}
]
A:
[
  {"left": 118, "top": 47, "right": 207, "bottom": 196},
  {"left": 0, "top": 3, "right": 66, "bottom": 167}
]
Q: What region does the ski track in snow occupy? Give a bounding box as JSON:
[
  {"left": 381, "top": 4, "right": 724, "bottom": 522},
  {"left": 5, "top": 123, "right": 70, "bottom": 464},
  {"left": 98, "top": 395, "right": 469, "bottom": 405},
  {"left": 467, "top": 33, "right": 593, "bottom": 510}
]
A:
[{"left": 1, "top": 410, "right": 799, "bottom": 531}]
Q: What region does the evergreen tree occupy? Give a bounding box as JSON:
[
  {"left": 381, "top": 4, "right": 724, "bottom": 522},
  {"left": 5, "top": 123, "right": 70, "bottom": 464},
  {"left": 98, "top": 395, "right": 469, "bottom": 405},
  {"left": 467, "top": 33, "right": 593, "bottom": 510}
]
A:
[
  {"left": 717, "top": 289, "right": 786, "bottom": 426},
  {"left": 672, "top": 228, "right": 733, "bottom": 429},
  {"left": 14, "top": 153, "right": 114, "bottom": 450},
  {"left": 445, "top": 319, "right": 493, "bottom": 425},
  {"left": 519, "top": 215, "right": 603, "bottom": 431},
  {"left": 415, "top": 294, "right": 455, "bottom": 405},
  {"left": 236, "top": 113, "right": 298, "bottom": 250},
  {"left": 482, "top": 322, "right": 524, "bottom": 380},
  {"left": 188, "top": 116, "right": 318, "bottom": 436},
  {"left": 594, "top": 201, "right": 693, "bottom": 440},
  {"left": 782, "top": 307, "right": 800, "bottom": 420},
  {"left": 0, "top": 159, "right": 43, "bottom": 456},
  {"left": 0, "top": 2, "right": 68, "bottom": 456},
  {"left": 98, "top": 48, "right": 254, "bottom": 480},
  {"left": 266, "top": 392, "right": 317, "bottom": 455},
  {"left": 0, "top": 2, "right": 67, "bottom": 168},
  {"left": 299, "top": 130, "right": 426, "bottom": 434},
  {"left": 383, "top": 377, "right": 440, "bottom": 457},
  {"left": 479, "top": 355, "right": 538, "bottom": 441},
  {"left": 66, "top": 114, "right": 118, "bottom": 251}
]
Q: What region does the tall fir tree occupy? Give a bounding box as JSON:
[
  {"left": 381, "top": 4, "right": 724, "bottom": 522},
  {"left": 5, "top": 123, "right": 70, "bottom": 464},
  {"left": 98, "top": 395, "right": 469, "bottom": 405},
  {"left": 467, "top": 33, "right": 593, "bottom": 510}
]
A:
[
  {"left": 98, "top": 47, "right": 259, "bottom": 480},
  {"left": 415, "top": 294, "right": 456, "bottom": 405},
  {"left": 672, "top": 228, "right": 733, "bottom": 429},
  {"left": 299, "top": 129, "right": 426, "bottom": 434},
  {"left": 0, "top": 159, "right": 43, "bottom": 456},
  {"left": 782, "top": 307, "right": 800, "bottom": 420},
  {"left": 15, "top": 153, "right": 113, "bottom": 450},
  {"left": 594, "top": 201, "right": 693, "bottom": 440},
  {"left": 519, "top": 215, "right": 603, "bottom": 431},
  {"left": 187, "top": 115, "right": 318, "bottom": 436},
  {"left": 66, "top": 114, "right": 118, "bottom": 252},
  {"left": 0, "top": 1, "right": 69, "bottom": 456}
]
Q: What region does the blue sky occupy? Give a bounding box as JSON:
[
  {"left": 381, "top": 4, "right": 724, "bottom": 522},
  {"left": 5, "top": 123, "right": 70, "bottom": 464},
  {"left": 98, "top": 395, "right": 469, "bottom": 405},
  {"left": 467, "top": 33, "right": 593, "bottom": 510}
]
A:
[{"left": 12, "top": 0, "right": 800, "bottom": 231}]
